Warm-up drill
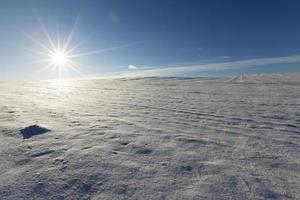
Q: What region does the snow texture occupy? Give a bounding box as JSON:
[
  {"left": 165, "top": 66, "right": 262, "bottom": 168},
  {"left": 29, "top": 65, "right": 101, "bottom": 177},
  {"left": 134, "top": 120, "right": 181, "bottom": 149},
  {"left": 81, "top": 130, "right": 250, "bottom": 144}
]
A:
[{"left": 0, "top": 73, "right": 299, "bottom": 199}]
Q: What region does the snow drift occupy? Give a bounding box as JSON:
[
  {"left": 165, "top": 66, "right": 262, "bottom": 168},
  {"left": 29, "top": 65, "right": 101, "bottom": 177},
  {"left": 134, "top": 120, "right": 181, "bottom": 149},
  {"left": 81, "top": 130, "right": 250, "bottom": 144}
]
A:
[{"left": 0, "top": 73, "right": 299, "bottom": 199}]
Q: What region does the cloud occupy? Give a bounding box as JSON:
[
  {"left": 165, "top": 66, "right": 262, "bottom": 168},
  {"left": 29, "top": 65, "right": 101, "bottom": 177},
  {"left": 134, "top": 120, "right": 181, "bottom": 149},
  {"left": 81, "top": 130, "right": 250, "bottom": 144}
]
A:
[
  {"left": 122, "top": 55, "right": 300, "bottom": 77},
  {"left": 220, "top": 56, "right": 230, "bottom": 59},
  {"left": 128, "top": 64, "right": 137, "bottom": 70}
]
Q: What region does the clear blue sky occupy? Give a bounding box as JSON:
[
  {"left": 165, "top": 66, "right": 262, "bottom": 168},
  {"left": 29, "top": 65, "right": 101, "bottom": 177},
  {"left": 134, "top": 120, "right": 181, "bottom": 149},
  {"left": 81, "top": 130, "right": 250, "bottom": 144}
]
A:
[{"left": 1, "top": 0, "right": 300, "bottom": 79}]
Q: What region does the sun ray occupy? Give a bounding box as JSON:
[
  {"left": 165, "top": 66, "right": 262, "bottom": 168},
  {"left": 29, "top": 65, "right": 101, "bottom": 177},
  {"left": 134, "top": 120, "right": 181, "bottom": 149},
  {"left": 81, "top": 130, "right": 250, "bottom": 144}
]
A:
[
  {"left": 65, "top": 62, "right": 82, "bottom": 75},
  {"left": 24, "top": 32, "right": 54, "bottom": 55},
  {"left": 26, "top": 17, "right": 145, "bottom": 78},
  {"left": 56, "top": 29, "right": 61, "bottom": 53},
  {"left": 64, "top": 37, "right": 87, "bottom": 55},
  {"left": 62, "top": 16, "right": 80, "bottom": 53},
  {"left": 25, "top": 58, "right": 54, "bottom": 65},
  {"left": 64, "top": 30, "right": 101, "bottom": 55},
  {"left": 22, "top": 47, "right": 53, "bottom": 57},
  {"left": 37, "top": 17, "right": 58, "bottom": 52},
  {"left": 34, "top": 62, "right": 55, "bottom": 76},
  {"left": 67, "top": 41, "right": 143, "bottom": 58}
]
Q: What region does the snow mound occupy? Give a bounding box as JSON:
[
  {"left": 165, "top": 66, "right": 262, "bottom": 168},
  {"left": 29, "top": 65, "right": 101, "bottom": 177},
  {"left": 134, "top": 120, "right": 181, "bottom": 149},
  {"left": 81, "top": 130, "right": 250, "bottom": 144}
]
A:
[
  {"left": 228, "top": 75, "right": 250, "bottom": 83},
  {"left": 227, "top": 73, "right": 300, "bottom": 84},
  {"left": 20, "top": 125, "right": 50, "bottom": 139}
]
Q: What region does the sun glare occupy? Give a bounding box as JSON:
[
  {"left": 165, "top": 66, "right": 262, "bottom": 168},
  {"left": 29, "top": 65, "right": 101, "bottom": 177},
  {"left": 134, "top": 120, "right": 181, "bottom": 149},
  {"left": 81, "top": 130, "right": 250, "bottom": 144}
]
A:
[
  {"left": 25, "top": 18, "right": 140, "bottom": 78},
  {"left": 52, "top": 51, "right": 67, "bottom": 66},
  {"left": 25, "top": 19, "right": 83, "bottom": 78}
]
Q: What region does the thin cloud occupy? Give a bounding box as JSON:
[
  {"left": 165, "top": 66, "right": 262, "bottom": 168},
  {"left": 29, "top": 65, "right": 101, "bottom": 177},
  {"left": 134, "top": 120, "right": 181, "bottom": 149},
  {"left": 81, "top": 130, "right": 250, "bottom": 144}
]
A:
[
  {"left": 122, "top": 55, "right": 300, "bottom": 77},
  {"left": 220, "top": 56, "right": 231, "bottom": 59},
  {"left": 128, "top": 64, "right": 137, "bottom": 70}
]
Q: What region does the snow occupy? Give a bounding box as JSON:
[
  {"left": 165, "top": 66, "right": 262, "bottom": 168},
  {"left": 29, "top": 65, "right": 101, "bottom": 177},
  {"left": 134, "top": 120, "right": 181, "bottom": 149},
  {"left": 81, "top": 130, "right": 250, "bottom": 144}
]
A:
[{"left": 0, "top": 73, "right": 299, "bottom": 199}]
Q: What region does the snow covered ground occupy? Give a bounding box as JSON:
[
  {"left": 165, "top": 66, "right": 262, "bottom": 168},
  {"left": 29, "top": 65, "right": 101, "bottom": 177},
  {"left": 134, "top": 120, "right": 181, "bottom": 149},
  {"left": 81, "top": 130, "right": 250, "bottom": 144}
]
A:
[{"left": 0, "top": 73, "right": 299, "bottom": 199}]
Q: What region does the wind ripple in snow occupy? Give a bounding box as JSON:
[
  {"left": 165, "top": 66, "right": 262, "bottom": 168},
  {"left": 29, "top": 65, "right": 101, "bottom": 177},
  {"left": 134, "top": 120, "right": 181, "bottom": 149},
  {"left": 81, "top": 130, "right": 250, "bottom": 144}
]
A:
[{"left": 0, "top": 73, "right": 299, "bottom": 199}]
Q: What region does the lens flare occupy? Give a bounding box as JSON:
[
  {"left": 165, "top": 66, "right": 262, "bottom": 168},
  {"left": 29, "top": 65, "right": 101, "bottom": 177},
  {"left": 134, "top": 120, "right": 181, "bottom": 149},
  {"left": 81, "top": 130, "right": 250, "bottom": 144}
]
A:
[
  {"left": 24, "top": 17, "right": 144, "bottom": 79},
  {"left": 52, "top": 52, "right": 67, "bottom": 66}
]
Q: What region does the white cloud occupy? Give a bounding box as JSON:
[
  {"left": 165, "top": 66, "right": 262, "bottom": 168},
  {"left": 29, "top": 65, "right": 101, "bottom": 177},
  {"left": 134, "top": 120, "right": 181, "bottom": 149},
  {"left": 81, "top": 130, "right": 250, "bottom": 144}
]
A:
[
  {"left": 128, "top": 64, "right": 137, "bottom": 70},
  {"left": 220, "top": 56, "right": 231, "bottom": 59},
  {"left": 122, "top": 55, "right": 300, "bottom": 77}
]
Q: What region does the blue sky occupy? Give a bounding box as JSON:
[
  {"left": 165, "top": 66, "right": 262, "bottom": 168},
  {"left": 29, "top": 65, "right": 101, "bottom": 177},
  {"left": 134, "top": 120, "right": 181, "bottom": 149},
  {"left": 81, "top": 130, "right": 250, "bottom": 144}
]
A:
[{"left": 1, "top": 0, "right": 300, "bottom": 79}]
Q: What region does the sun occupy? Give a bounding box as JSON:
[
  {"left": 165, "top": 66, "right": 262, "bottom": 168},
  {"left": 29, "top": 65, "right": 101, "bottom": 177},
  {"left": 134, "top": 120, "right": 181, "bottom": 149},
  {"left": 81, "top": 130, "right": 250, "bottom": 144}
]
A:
[
  {"left": 52, "top": 51, "right": 67, "bottom": 66},
  {"left": 24, "top": 20, "right": 83, "bottom": 78},
  {"left": 25, "top": 18, "right": 141, "bottom": 78},
  {"left": 38, "top": 44, "right": 78, "bottom": 78}
]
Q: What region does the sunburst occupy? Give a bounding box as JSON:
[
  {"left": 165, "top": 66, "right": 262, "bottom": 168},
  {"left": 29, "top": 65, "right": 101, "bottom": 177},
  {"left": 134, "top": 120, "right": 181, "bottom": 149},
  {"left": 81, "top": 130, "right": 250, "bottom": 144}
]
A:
[
  {"left": 23, "top": 18, "right": 84, "bottom": 78},
  {"left": 24, "top": 18, "right": 145, "bottom": 79}
]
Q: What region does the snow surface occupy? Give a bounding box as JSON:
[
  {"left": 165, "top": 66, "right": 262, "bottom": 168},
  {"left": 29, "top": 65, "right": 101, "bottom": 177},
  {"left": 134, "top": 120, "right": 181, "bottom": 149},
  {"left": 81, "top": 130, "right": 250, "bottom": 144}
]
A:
[{"left": 0, "top": 73, "right": 299, "bottom": 199}]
